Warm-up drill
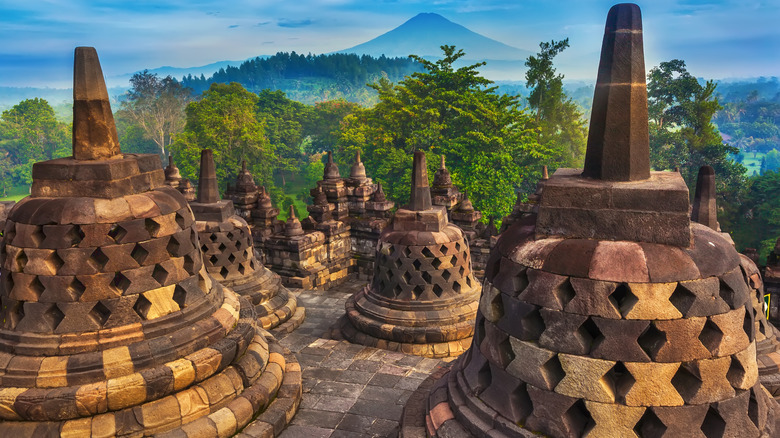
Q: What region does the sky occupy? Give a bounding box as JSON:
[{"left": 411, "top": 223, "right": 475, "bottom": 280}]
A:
[{"left": 0, "top": 0, "right": 778, "bottom": 88}]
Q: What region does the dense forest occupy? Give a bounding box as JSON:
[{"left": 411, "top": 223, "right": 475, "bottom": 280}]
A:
[
  {"left": 179, "top": 52, "right": 423, "bottom": 105},
  {"left": 3, "top": 48, "right": 780, "bottom": 263}
]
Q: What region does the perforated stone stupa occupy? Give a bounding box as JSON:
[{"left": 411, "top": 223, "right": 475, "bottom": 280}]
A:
[
  {"left": 401, "top": 5, "right": 780, "bottom": 437},
  {"left": 337, "top": 151, "right": 481, "bottom": 358},
  {"left": 190, "top": 149, "right": 304, "bottom": 332},
  {"left": 692, "top": 165, "right": 780, "bottom": 398},
  {"left": 0, "top": 47, "right": 301, "bottom": 437}
]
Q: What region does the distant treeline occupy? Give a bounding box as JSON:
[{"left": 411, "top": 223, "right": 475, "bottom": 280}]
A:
[{"left": 179, "top": 52, "right": 423, "bottom": 105}]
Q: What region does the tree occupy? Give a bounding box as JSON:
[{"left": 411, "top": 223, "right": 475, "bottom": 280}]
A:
[
  {"left": 731, "top": 171, "right": 780, "bottom": 263},
  {"left": 255, "top": 90, "right": 310, "bottom": 186},
  {"left": 336, "top": 45, "right": 548, "bottom": 220},
  {"left": 525, "top": 39, "right": 588, "bottom": 168},
  {"left": 303, "top": 99, "right": 360, "bottom": 154},
  {"left": 761, "top": 149, "right": 780, "bottom": 173},
  {"left": 0, "top": 98, "right": 70, "bottom": 192},
  {"left": 170, "top": 82, "right": 272, "bottom": 190},
  {"left": 647, "top": 59, "right": 747, "bottom": 231},
  {"left": 118, "top": 71, "right": 192, "bottom": 158}
]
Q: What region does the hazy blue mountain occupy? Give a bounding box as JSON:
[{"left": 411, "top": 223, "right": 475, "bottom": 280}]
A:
[{"left": 337, "top": 13, "right": 532, "bottom": 61}]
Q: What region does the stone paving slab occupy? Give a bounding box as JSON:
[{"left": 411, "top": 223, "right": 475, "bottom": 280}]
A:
[{"left": 271, "top": 279, "right": 454, "bottom": 438}]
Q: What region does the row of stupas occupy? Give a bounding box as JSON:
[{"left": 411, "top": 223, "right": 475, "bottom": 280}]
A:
[
  {"left": 165, "top": 146, "right": 495, "bottom": 291},
  {"left": 166, "top": 151, "right": 484, "bottom": 359}
]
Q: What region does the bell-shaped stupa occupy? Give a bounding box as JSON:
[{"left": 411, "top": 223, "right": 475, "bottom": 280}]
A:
[
  {"left": 0, "top": 48, "right": 301, "bottom": 436},
  {"left": 190, "top": 150, "right": 304, "bottom": 332},
  {"left": 338, "top": 151, "right": 481, "bottom": 358},
  {"left": 401, "top": 5, "right": 780, "bottom": 437},
  {"left": 691, "top": 165, "right": 780, "bottom": 397}
]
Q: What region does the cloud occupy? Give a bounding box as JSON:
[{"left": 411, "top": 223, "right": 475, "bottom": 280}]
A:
[
  {"left": 228, "top": 24, "right": 239, "bottom": 28},
  {"left": 256, "top": 21, "right": 271, "bottom": 26},
  {"left": 277, "top": 18, "right": 313, "bottom": 28}
]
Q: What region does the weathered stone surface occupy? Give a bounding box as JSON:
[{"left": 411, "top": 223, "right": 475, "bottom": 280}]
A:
[
  {"left": 691, "top": 165, "right": 718, "bottom": 231},
  {"left": 196, "top": 150, "right": 219, "bottom": 204},
  {"left": 623, "top": 282, "right": 681, "bottom": 320},
  {"left": 566, "top": 277, "right": 622, "bottom": 319},
  {"left": 675, "top": 356, "right": 735, "bottom": 404},
  {"left": 506, "top": 339, "right": 562, "bottom": 390},
  {"left": 537, "top": 170, "right": 691, "bottom": 247},
  {"left": 590, "top": 317, "right": 650, "bottom": 362},
  {"left": 584, "top": 400, "right": 645, "bottom": 437},
  {"left": 729, "top": 342, "right": 759, "bottom": 390},
  {"left": 72, "top": 47, "right": 120, "bottom": 161},
  {"left": 555, "top": 353, "right": 616, "bottom": 403},
  {"left": 623, "top": 362, "right": 684, "bottom": 406},
  {"left": 582, "top": 3, "right": 649, "bottom": 182}
]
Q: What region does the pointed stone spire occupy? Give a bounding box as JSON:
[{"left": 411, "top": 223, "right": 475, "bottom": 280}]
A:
[
  {"left": 542, "top": 165, "right": 549, "bottom": 180},
  {"left": 72, "top": 47, "right": 121, "bottom": 160},
  {"left": 483, "top": 216, "right": 498, "bottom": 238},
  {"left": 373, "top": 183, "right": 387, "bottom": 202},
  {"left": 197, "top": 149, "right": 219, "bottom": 204},
  {"left": 456, "top": 193, "right": 475, "bottom": 212},
  {"left": 433, "top": 155, "right": 452, "bottom": 188},
  {"left": 350, "top": 150, "right": 367, "bottom": 179},
  {"left": 285, "top": 205, "right": 304, "bottom": 236},
  {"left": 258, "top": 185, "right": 273, "bottom": 208},
  {"left": 164, "top": 153, "right": 182, "bottom": 182},
  {"left": 691, "top": 165, "right": 718, "bottom": 230},
  {"left": 582, "top": 3, "right": 650, "bottom": 181},
  {"left": 314, "top": 185, "right": 329, "bottom": 206},
  {"left": 410, "top": 151, "right": 432, "bottom": 211},
  {"left": 235, "top": 159, "right": 257, "bottom": 192},
  {"left": 324, "top": 151, "right": 341, "bottom": 180}
]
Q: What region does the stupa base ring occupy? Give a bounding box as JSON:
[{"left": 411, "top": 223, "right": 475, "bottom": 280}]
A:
[{"left": 337, "top": 314, "right": 472, "bottom": 359}]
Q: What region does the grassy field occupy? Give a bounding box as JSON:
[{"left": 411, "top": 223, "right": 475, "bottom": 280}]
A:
[
  {"left": 276, "top": 178, "right": 311, "bottom": 221},
  {"left": 0, "top": 185, "right": 29, "bottom": 202},
  {"left": 742, "top": 152, "right": 764, "bottom": 176}
]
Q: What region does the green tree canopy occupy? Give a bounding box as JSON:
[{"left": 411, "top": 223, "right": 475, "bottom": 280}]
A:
[
  {"left": 117, "top": 71, "right": 193, "bottom": 159},
  {"left": 731, "top": 171, "right": 780, "bottom": 262},
  {"left": 647, "top": 59, "right": 747, "bottom": 231},
  {"left": 524, "top": 39, "right": 588, "bottom": 168},
  {"left": 761, "top": 149, "right": 780, "bottom": 174},
  {"left": 255, "top": 90, "right": 311, "bottom": 186},
  {"left": 303, "top": 99, "right": 360, "bottom": 154},
  {"left": 170, "top": 82, "right": 272, "bottom": 191},
  {"left": 336, "top": 45, "right": 549, "bottom": 220},
  {"left": 0, "top": 98, "right": 70, "bottom": 193}
]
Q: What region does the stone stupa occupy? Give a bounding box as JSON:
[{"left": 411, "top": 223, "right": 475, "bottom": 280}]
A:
[
  {"left": 0, "top": 47, "right": 301, "bottom": 436},
  {"left": 691, "top": 165, "right": 780, "bottom": 398},
  {"left": 337, "top": 151, "right": 481, "bottom": 358},
  {"left": 190, "top": 149, "right": 304, "bottom": 332},
  {"left": 401, "top": 4, "right": 780, "bottom": 437}
]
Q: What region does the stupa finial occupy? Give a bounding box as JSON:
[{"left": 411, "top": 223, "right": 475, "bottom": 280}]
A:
[
  {"left": 72, "top": 47, "right": 121, "bottom": 160},
  {"left": 582, "top": 3, "right": 650, "bottom": 181},
  {"left": 197, "top": 149, "right": 220, "bottom": 204},
  {"left": 691, "top": 165, "right": 718, "bottom": 230},
  {"left": 410, "top": 151, "right": 432, "bottom": 211}
]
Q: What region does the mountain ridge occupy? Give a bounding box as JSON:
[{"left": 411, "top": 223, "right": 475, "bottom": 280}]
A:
[{"left": 337, "top": 12, "right": 532, "bottom": 61}]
